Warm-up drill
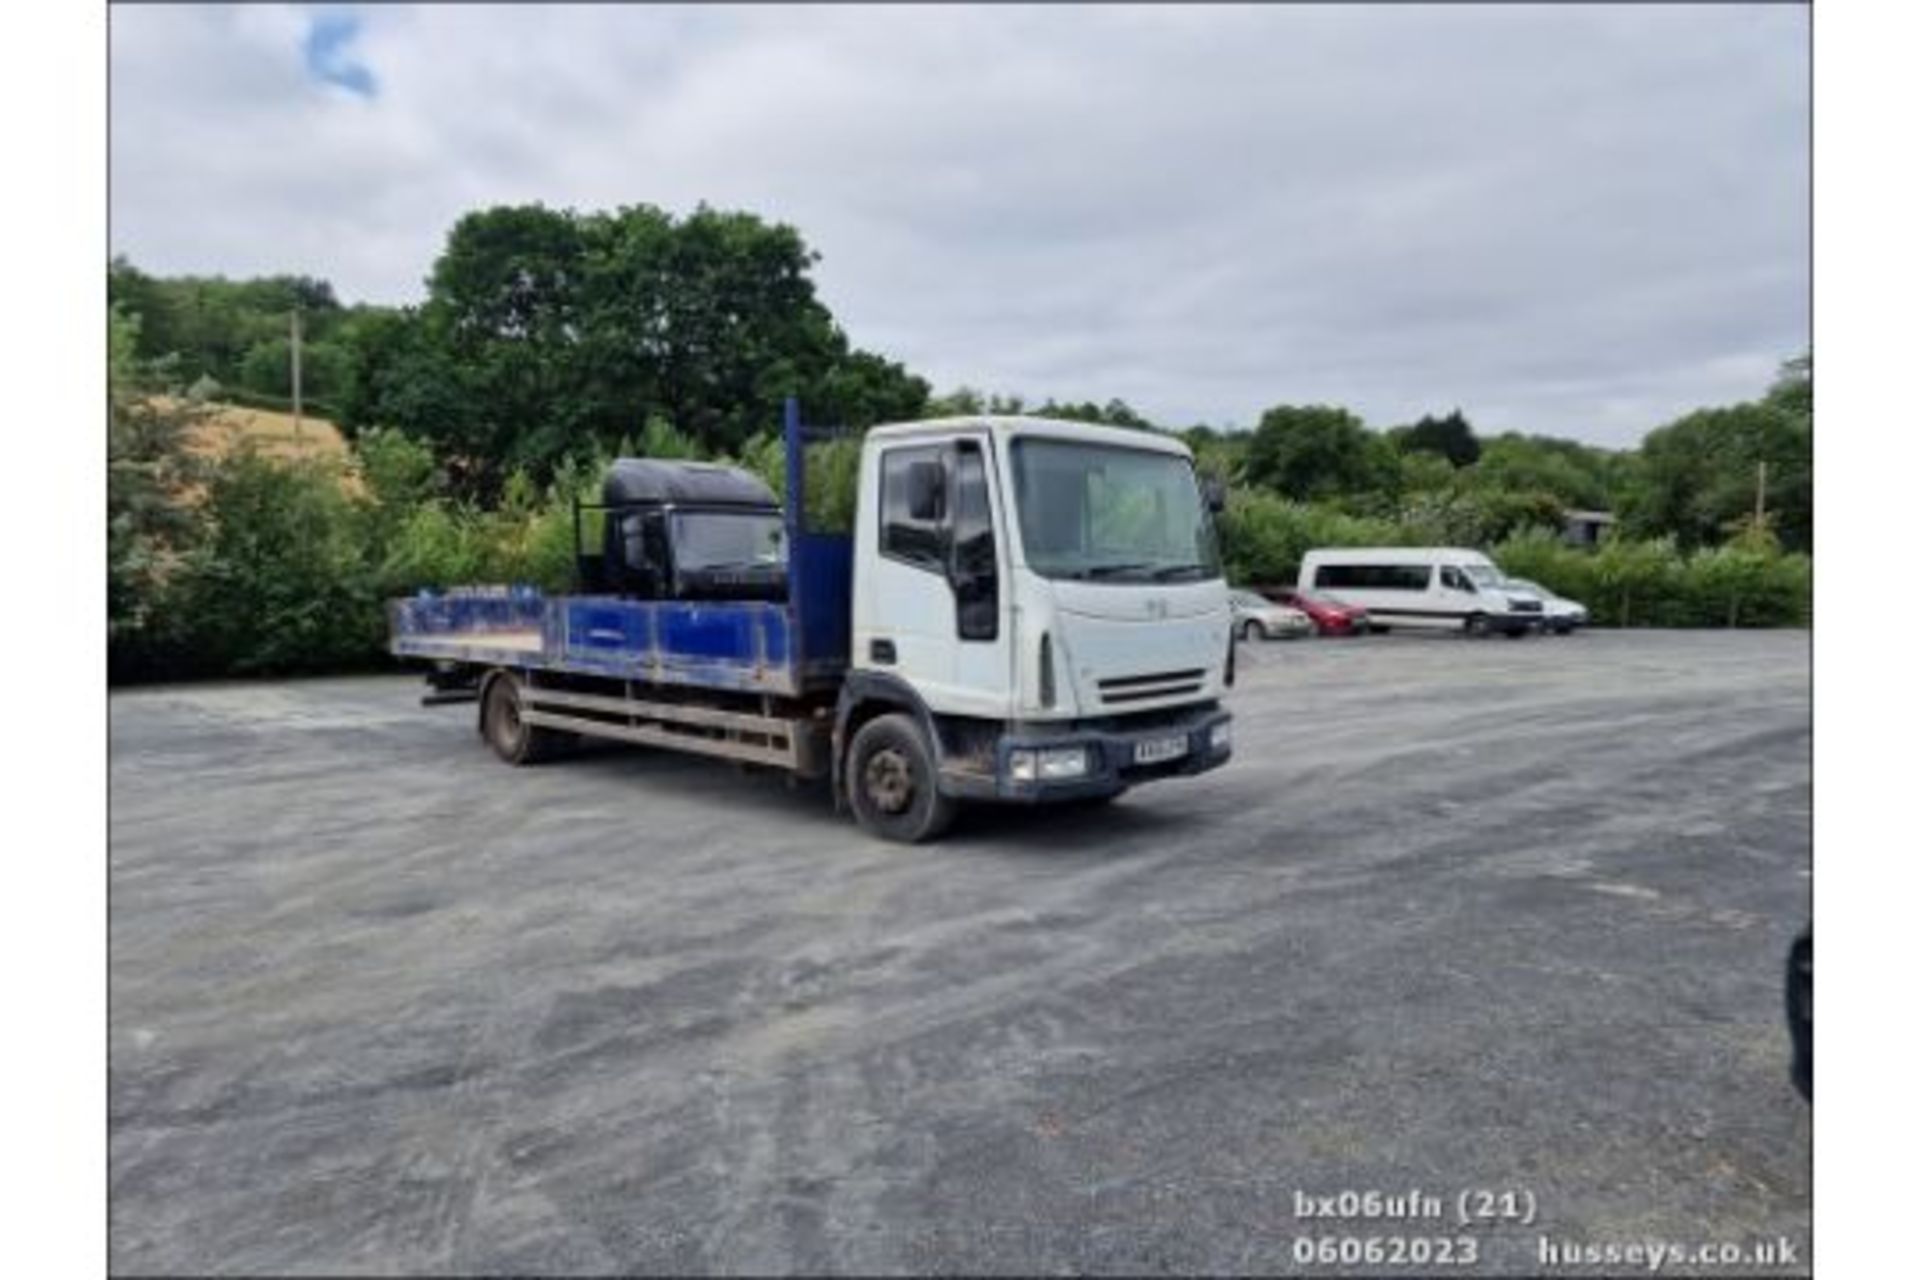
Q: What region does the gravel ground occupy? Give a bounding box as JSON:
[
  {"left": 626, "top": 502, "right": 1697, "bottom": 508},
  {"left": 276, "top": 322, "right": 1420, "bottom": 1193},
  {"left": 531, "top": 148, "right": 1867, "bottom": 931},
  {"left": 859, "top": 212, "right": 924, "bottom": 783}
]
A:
[{"left": 109, "top": 629, "right": 1812, "bottom": 1275}]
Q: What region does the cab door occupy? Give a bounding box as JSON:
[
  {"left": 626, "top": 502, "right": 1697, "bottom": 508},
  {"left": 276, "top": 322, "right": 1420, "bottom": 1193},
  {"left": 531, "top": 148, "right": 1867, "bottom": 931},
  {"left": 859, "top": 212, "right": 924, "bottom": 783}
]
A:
[
  {"left": 861, "top": 437, "right": 1011, "bottom": 716},
  {"left": 1436, "top": 564, "right": 1482, "bottom": 624},
  {"left": 944, "top": 437, "right": 1013, "bottom": 717}
]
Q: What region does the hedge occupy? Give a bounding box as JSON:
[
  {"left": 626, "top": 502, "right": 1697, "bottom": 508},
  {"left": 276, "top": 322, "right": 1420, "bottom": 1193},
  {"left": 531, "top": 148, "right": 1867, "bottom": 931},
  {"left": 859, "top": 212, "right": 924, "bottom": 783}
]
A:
[{"left": 110, "top": 435, "right": 1811, "bottom": 683}]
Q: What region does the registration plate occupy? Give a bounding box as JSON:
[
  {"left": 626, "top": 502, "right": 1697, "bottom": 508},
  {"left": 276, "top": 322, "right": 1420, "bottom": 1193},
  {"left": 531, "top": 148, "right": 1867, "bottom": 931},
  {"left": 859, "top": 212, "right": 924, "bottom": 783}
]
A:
[{"left": 1134, "top": 734, "right": 1190, "bottom": 765}]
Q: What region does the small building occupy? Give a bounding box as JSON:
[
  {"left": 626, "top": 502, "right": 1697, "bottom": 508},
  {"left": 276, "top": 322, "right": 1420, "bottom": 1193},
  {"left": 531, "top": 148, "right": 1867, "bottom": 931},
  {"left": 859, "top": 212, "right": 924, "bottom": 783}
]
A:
[{"left": 1562, "top": 509, "right": 1616, "bottom": 548}]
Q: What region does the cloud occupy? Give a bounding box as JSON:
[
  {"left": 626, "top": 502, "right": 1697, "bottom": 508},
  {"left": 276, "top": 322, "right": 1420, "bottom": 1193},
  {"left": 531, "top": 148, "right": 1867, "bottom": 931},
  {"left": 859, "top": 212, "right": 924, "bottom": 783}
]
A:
[{"left": 108, "top": 3, "right": 1808, "bottom": 445}]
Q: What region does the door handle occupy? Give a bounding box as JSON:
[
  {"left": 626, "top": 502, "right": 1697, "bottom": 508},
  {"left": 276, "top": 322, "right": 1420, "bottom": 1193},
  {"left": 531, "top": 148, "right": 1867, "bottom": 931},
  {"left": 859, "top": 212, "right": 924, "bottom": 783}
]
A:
[{"left": 870, "top": 638, "right": 897, "bottom": 665}]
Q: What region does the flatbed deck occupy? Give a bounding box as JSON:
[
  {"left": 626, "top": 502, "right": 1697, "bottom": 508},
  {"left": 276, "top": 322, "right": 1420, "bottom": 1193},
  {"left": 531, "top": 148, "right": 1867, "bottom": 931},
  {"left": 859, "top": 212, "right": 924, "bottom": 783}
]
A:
[{"left": 388, "top": 531, "right": 852, "bottom": 699}]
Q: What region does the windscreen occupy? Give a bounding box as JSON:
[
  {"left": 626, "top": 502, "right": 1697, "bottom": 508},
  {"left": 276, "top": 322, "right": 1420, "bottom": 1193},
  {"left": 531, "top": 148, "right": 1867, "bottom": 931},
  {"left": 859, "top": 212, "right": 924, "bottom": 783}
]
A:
[
  {"left": 669, "top": 511, "right": 786, "bottom": 572},
  {"left": 1010, "top": 438, "right": 1221, "bottom": 583}
]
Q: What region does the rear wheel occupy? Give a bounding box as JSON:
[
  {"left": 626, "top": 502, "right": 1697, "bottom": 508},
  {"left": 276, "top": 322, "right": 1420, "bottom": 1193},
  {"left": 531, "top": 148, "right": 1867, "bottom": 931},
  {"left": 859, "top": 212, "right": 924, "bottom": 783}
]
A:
[
  {"left": 480, "top": 671, "right": 570, "bottom": 765},
  {"left": 847, "top": 713, "right": 956, "bottom": 844}
]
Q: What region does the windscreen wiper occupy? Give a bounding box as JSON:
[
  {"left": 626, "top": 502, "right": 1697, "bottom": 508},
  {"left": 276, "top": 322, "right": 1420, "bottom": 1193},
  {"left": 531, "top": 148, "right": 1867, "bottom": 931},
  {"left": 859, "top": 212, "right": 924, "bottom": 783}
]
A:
[
  {"left": 1149, "top": 563, "right": 1209, "bottom": 581},
  {"left": 1079, "top": 563, "right": 1154, "bottom": 580}
]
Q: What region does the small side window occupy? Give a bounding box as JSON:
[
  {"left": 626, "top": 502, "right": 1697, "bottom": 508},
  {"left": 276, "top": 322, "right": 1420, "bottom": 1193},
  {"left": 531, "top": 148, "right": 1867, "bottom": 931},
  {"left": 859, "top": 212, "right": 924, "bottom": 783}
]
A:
[
  {"left": 880, "top": 446, "right": 949, "bottom": 571},
  {"left": 951, "top": 441, "right": 998, "bottom": 640}
]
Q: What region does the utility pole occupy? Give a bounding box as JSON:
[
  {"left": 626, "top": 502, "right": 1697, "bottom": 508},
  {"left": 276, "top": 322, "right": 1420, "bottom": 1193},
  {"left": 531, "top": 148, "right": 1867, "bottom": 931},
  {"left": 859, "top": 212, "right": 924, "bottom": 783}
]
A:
[
  {"left": 1754, "top": 458, "right": 1767, "bottom": 526},
  {"left": 290, "top": 307, "right": 304, "bottom": 443}
]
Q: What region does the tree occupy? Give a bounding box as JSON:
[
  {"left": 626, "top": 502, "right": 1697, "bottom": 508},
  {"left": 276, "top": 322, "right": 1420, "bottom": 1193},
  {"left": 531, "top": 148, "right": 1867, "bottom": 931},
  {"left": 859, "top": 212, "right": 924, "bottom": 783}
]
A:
[
  {"left": 1243, "top": 404, "right": 1398, "bottom": 500},
  {"left": 927, "top": 387, "right": 985, "bottom": 416},
  {"left": 1471, "top": 433, "right": 1615, "bottom": 510},
  {"left": 107, "top": 258, "right": 350, "bottom": 388},
  {"left": 171, "top": 449, "right": 381, "bottom": 674},
  {"left": 108, "top": 303, "right": 211, "bottom": 674},
  {"left": 345, "top": 202, "right": 899, "bottom": 494},
  {"left": 420, "top": 203, "right": 592, "bottom": 484},
  {"left": 1624, "top": 387, "right": 1810, "bottom": 553},
  {"left": 1396, "top": 409, "right": 1481, "bottom": 467},
  {"left": 808, "top": 348, "right": 930, "bottom": 429},
  {"left": 1767, "top": 353, "right": 1811, "bottom": 419}
]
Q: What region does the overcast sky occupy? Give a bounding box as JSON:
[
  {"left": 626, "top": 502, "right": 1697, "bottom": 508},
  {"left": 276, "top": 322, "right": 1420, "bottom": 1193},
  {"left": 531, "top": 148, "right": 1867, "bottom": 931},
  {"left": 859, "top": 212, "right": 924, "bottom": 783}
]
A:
[{"left": 109, "top": 4, "right": 1808, "bottom": 445}]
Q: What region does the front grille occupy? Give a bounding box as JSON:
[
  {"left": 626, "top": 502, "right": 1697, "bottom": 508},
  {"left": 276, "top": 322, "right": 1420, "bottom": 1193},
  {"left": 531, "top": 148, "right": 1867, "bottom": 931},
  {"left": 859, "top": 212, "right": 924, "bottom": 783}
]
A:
[
  {"left": 1511, "top": 599, "right": 1543, "bottom": 613},
  {"left": 1098, "top": 668, "right": 1206, "bottom": 705}
]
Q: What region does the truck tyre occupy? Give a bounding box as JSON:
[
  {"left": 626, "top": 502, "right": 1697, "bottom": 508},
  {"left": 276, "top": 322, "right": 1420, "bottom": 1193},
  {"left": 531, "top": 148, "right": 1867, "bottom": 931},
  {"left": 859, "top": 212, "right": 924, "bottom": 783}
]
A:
[
  {"left": 481, "top": 671, "right": 569, "bottom": 765},
  {"left": 847, "top": 713, "right": 956, "bottom": 844}
]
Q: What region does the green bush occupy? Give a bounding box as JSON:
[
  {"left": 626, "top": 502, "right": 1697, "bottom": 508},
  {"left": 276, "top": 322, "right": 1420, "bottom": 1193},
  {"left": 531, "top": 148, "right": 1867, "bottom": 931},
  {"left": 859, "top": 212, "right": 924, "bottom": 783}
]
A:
[
  {"left": 1216, "top": 489, "right": 1402, "bottom": 585},
  {"left": 377, "top": 501, "right": 491, "bottom": 595},
  {"left": 1492, "top": 528, "right": 1808, "bottom": 628},
  {"left": 110, "top": 419, "right": 1814, "bottom": 685},
  {"left": 168, "top": 448, "right": 384, "bottom": 675},
  {"left": 737, "top": 430, "right": 863, "bottom": 533}
]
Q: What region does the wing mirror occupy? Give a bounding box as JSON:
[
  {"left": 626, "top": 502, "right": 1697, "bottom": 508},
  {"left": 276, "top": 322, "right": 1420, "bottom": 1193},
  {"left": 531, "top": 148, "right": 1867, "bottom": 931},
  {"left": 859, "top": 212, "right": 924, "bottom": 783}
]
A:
[{"left": 1202, "top": 473, "right": 1227, "bottom": 514}]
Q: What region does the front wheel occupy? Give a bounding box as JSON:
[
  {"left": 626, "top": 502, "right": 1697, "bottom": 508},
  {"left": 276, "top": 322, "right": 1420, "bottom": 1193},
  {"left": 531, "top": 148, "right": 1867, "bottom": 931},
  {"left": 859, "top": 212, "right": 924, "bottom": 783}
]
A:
[
  {"left": 846, "top": 713, "right": 956, "bottom": 844},
  {"left": 1238, "top": 620, "right": 1267, "bottom": 642},
  {"left": 1465, "top": 613, "right": 1489, "bottom": 637}
]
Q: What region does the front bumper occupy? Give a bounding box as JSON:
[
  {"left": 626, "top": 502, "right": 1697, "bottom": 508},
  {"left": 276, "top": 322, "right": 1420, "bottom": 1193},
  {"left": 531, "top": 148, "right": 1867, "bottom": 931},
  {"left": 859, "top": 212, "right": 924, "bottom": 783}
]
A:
[{"left": 949, "top": 704, "right": 1233, "bottom": 802}]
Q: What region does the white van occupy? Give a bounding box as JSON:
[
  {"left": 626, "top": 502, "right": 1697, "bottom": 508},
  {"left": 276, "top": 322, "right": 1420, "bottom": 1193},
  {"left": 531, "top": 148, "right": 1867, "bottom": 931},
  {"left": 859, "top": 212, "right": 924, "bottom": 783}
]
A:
[{"left": 1297, "top": 547, "right": 1543, "bottom": 636}]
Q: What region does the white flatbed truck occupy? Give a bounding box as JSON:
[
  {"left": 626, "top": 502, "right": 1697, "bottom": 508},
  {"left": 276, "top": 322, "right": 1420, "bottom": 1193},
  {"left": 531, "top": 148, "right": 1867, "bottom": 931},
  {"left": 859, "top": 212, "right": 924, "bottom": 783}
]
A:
[{"left": 390, "top": 400, "right": 1235, "bottom": 842}]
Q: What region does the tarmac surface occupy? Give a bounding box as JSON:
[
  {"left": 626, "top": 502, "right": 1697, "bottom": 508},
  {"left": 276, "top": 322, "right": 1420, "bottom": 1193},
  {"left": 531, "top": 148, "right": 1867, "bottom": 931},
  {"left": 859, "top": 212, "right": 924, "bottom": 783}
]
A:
[{"left": 110, "top": 628, "right": 1812, "bottom": 1274}]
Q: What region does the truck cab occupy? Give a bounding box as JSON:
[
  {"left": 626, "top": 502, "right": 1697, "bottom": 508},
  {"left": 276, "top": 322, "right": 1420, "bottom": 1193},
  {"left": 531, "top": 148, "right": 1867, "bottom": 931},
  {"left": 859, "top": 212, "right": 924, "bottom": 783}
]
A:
[{"left": 837, "top": 417, "right": 1233, "bottom": 839}]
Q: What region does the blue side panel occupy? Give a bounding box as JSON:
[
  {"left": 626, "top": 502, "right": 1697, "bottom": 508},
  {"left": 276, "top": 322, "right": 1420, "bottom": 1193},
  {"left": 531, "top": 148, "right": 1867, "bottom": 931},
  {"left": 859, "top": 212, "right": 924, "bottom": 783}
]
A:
[
  {"left": 389, "top": 586, "right": 547, "bottom": 639},
  {"left": 656, "top": 604, "right": 761, "bottom": 662},
  {"left": 792, "top": 532, "right": 853, "bottom": 685},
  {"left": 388, "top": 587, "right": 550, "bottom": 666},
  {"left": 554, "top": 596, "right": 796, "bottom": 693},
  {"left": 565, "top": 600, "right": 653, "bottom": 657}
]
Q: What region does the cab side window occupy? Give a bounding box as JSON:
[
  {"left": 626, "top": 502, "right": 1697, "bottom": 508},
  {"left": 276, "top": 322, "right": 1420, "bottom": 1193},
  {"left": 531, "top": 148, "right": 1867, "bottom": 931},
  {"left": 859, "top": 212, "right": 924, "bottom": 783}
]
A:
[
  {"left": 880, "top": 446, "right": 948, "bottom": 571},
  {"left": 951, "top": 441, "right": 998, "bottom": 640}
]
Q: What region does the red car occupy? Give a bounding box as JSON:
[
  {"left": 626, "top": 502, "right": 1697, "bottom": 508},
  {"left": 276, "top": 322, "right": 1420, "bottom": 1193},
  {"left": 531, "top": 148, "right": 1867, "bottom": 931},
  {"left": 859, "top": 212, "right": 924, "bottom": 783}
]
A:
[{"left": 1272, "top": 587, "right": 1371, "bottom": 636}]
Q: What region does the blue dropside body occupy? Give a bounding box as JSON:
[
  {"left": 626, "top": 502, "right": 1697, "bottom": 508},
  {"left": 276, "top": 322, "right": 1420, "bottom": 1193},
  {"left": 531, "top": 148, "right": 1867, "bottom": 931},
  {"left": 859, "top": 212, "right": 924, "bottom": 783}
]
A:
[
  {"left": 388, "top": 533, "right": 849, "bottom": 697},
  {"left": 387, "top": 399, "right": 853, "bottom": 698}
]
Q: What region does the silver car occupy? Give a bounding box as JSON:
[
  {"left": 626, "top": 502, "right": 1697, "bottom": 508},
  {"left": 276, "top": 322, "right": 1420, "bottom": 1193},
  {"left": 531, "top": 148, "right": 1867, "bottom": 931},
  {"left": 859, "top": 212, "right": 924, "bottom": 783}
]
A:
[
  {"left": 1503, "top": 577, "right": 1589, "bottom": 634},
  {"left": 1230, "top": 590, "right": 1313, "bottom": 640}
]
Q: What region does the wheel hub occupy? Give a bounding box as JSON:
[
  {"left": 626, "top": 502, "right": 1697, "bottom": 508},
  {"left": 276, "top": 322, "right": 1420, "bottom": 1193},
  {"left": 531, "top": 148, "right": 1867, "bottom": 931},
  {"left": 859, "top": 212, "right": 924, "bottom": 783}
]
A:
[
  {"left": 491, "top": 688, "right": 521, "bottom": 744},
  {"left": 864, "top": 747, "right": 914, "bottom": 814}
]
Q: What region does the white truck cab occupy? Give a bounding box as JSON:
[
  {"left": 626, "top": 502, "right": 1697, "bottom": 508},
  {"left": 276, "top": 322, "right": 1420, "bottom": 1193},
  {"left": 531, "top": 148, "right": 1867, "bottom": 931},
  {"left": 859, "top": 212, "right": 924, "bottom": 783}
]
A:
[
  {"left": 842, "top": 416, "right": 1234, "bottom": 835},
  {"left": 1297, "top": 546, "right": 1544, "bottom": 637}
]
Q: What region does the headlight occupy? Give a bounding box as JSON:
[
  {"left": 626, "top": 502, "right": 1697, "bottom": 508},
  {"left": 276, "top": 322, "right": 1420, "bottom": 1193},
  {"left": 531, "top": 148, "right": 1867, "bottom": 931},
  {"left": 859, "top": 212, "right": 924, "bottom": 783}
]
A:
[
  {"left": 1038, "top": 746, "right": 1090, "bottom": 779},
  {"left": 1009, "top": 746, "right": 1090, "bottom": 782},
  {"left": 1209, "top": 721, "right": 1232, "bottom": 752}
]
